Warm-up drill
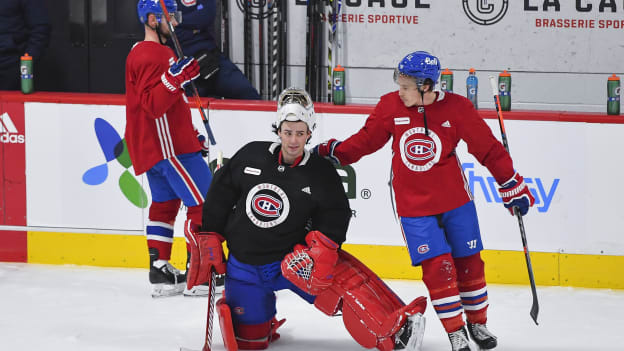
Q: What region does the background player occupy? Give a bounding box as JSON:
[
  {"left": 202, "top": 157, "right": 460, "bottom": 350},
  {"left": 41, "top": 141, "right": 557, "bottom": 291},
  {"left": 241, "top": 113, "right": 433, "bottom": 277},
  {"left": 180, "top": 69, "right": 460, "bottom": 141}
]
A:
[
  {"left": 184, "top": 87, "right": 428, "bottom": 351},
  {"left": 313, "top": 51, "right": 535, "bottom": 351},
  {"left": 125, "top": 0, "right": 212, "bottom": 297},
  {"left": 173, "top": 0, "right": 260, "bottom": 99}
]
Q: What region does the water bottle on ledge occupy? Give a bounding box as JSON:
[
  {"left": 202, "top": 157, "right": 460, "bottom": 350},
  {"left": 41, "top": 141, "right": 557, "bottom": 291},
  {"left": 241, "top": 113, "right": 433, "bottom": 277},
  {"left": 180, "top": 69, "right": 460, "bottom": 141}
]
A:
[
  {"left": 607, "top": 74, "right": 620, "bottom": 115},
  {"left": 20, "top": 53, "right": 34, "bottom": 94},
  {"left": 498, "top": 70, "right": 511, "bottom": 111},
  {"left": 466, "top": 68, "right": 478, "bottom": 109}
]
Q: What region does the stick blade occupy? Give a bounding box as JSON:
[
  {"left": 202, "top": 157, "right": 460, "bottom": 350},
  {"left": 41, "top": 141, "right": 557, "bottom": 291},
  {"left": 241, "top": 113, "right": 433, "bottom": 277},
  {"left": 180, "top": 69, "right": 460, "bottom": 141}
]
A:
[{"left": 530, "top": 298, "right": 539, "bottom": 325}]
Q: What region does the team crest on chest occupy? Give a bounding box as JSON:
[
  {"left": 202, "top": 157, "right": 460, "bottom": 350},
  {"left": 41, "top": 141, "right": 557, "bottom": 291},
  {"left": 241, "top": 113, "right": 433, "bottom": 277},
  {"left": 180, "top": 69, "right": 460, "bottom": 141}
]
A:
[
  {"left": 181, "top": 0, "right": 197, "bottom": 7},
  {"left": 399, "top": 127, "right": 442, "bottom": 172},
  {"left": 246, "top": 183, "right": 290, "bottom": 228}
]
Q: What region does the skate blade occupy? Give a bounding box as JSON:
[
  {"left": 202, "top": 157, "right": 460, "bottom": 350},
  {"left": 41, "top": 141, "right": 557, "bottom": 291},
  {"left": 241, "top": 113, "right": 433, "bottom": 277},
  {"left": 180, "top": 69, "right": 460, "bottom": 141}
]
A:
[
  {"left": 405, "top": 313, "right": 426, "bottom": 351},
  {"left": 183, "top": 284, "right": 224, "bottom": 297},
  {"left": 151, "top": 283, "right": 185, "bottom": 298}
]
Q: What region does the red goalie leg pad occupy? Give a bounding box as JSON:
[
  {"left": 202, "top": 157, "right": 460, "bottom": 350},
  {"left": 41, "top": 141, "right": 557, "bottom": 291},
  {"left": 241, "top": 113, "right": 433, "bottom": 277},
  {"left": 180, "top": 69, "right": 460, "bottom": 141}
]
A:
[
  {"left": 217, "top": 297, "right": 239, "bottom": 351},
  {"left": 455, "top": 253, "right": 488, "bottom": 325},
  {"left": 316, "top": 250, "right": 426, "bottom": 351},
  {"left": 234, "top": 317, "right": 286, "bottom": 350},
  {"left": 422, "top": 253, "right": 464, "bottom": 333}
]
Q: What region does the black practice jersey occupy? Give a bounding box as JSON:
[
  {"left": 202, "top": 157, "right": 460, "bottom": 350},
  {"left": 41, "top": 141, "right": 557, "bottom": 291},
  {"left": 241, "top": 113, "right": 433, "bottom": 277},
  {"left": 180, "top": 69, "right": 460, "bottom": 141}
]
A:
[{"left": 201, "top": 141, "right": 352, "bottom": 265}]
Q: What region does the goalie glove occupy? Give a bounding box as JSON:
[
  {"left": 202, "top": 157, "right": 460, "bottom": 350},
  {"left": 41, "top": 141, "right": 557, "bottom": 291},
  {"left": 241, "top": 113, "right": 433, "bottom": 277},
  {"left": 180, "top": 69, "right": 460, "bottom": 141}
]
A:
[
  {"left": 161, "top": 56, "right": 200, "bottom": 93},
  {"left": 312, "top": 139, "right": 342, "bottom": 166},
  {"left": 281, "top": 231, "right": 339, "bottom": 295},
  {"left": 184, "top": 219, "right": 226, "bottom": 291},
  {"left": 498, "top": 172, "right": 535, "bottom": 216}
]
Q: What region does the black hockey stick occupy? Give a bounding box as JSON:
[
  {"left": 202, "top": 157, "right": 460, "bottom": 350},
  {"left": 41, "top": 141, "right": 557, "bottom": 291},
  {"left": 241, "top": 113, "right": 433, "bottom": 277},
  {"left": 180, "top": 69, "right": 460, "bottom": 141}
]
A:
[
  {"left": 157, "top": 0, "right": 216, "bottom": 150},
  {"left": 488, "top": 76, "right": 539, "bottom": 325}
]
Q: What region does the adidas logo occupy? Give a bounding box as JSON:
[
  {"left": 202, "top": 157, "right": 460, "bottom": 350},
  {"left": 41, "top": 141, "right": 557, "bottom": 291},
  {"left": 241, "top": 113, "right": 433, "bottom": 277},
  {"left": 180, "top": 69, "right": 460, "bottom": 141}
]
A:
[
  {"left": 301, "top": 186, "right": 311, "bottom": 194},
  {"left": 0, "top": 112, "right": 25, "bottom": 144},
  {"left": 442, "top": 120, "right": 451, "bottom": 128}
]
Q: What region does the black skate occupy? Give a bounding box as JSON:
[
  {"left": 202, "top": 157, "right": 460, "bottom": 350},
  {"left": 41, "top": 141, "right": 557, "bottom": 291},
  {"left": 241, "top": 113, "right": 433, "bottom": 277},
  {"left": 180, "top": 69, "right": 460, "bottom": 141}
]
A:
[
  {"left": 149, "top": 248, "right": 185, "bottom": 298},
  {"left": 448, "top": 327, "right": 471, "bottom": 351},
  {"left": 394, "top": 313, "right": 426, "bottom": 350},
  {"left": 467, "top": 323, "right": 497, "bottom": 350}
]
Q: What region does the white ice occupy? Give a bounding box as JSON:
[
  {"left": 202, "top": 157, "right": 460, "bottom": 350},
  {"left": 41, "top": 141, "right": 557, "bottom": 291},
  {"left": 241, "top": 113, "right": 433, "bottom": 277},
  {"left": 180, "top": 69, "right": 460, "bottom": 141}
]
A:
[{"left": 1, "top": 263, "right": 623, "bottom": 351}]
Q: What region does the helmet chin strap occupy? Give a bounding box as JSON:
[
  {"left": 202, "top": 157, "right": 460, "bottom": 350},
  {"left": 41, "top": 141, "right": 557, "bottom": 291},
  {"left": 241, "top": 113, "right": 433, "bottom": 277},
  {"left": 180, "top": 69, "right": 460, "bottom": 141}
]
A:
[{"left": 419, "top": 88, "right": 430, "bottom": 136}]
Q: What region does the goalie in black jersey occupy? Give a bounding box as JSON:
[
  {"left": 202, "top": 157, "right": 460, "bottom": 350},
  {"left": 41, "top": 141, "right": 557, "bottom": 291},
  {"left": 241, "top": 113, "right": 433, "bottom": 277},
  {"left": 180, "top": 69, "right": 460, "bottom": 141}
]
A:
[{"left": 184, "top": 87, "right": 428, "bottom": 351}]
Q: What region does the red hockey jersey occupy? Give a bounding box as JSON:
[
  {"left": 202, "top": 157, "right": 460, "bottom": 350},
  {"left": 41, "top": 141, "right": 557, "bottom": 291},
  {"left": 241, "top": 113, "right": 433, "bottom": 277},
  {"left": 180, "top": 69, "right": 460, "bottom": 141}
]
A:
[
  {"left": 334, "top": 91, "right": 515, "bottom": 217},
  {"left": 125, "top": 41, "right": 200, "bottom": 175}
]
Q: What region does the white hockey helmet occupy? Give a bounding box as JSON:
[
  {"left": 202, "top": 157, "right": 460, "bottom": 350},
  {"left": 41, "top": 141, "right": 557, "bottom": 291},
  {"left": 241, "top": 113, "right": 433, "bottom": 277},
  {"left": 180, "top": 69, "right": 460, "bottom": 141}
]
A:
[{"left": 276, "top": 87, "right": 316, "bottom": 131}]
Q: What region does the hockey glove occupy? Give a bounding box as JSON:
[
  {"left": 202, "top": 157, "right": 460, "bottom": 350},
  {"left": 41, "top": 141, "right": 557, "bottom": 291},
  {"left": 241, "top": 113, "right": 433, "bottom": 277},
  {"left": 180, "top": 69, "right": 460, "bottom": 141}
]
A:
[
  {"left": 161, "top": 56, "right": 200, "bottom": 93},
  {"left": 498, "top": 172, "right": 535, "bottom": 216},
  {"left": 312, "top": 138, "right": 342, "bottom": 166},
  {"left": 197, "top": 132, "right": 210, "bottom": 157},
  {"left": 281, "top": 231, "right": 339, "bottom": 295},
  {"left": 194, "top": 48, "right": 220, "bottom": 80},
  {"left": 184, "top": 219, "right": 226, "bottom": 291}
]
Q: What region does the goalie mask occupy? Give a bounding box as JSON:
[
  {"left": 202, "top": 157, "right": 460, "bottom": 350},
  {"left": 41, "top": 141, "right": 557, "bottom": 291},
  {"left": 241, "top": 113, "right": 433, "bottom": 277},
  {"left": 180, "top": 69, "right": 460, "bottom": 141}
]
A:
[
  {"left": 393, "top": 51, "right": 441, "bottom": 89},
  {"left": 276, "top": 87, "right": 316, "bottom": 132}
]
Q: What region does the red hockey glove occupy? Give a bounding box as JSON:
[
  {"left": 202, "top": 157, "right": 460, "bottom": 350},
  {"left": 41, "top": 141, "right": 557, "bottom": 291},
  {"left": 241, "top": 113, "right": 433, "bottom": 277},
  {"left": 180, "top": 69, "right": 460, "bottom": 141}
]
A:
[
  {"left": 312, "top": 139, "right": 342, "bottom": 166},
  {"left": 281, "top": 231, "right": 339, "bottom": 295},
  {"left": 184, "top": 219, "right": 226, "bottom": 291},
  {"left": 498, "top": 172, "right": 535, "bottom": 216},
  {"left": 161, "top": 56, "right": 200, "bottom": 93}
]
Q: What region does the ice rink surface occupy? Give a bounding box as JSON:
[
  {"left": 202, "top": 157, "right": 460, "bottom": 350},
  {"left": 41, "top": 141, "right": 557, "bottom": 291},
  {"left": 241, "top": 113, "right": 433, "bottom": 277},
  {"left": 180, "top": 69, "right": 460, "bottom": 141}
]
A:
[{"left": 1, "top": 262, "right": 623, "bottom": 351}]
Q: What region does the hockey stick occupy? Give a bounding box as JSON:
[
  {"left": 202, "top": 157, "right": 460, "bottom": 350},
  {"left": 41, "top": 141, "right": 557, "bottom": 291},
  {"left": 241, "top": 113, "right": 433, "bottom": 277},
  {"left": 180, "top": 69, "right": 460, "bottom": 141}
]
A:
[
  {"left": 157, "top": 0, "right": 216, "bottom": 149},
  {"left": 488, "top": 76, "right": 539, "bottom": 325},
  {"left": 179, "top": 267, "right": 217, "bottom": 351}
]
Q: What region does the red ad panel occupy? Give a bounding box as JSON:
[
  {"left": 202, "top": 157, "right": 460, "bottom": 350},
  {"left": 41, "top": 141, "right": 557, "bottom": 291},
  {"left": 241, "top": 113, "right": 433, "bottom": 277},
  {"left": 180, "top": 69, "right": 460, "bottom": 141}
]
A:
[{"left": 0, "top": 100, "right": 27, "bottom": 262}]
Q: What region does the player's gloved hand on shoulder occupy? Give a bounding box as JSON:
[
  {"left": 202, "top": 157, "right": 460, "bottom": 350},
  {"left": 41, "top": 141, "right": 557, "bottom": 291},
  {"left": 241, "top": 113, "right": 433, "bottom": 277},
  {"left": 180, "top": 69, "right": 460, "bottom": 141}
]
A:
[
  {"left": 281, "top": 230, "right": 339, "bottom": 295},
  {"left": 184, "top": 219, "right": 226, "bottom": 291},
  {"left": 161, "top": 56, "right": 200, "bottom": 93},
  {"left": 197, "top": 132, "right": 210, "bottom": 157},
  {"left": 498, "top": 172, "right": 535, "bottom": 216},
  {"left": 312, "top": 138, "right": 342, "bottom": 166}
]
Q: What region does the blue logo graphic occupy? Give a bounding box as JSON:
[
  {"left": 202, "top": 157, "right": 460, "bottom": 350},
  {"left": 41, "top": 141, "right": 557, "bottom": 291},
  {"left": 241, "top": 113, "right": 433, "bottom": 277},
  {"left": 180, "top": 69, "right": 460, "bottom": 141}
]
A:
[
  {"left": 82, "top": 118, "right": 148, "bottom": 208},
  {"left": 462, "top": 163, "right": 559, "bottom": 213}
]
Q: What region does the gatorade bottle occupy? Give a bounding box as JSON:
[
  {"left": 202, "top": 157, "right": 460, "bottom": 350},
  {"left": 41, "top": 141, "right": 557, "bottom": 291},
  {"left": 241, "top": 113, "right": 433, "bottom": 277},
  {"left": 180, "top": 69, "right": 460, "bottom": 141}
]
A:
[
  {"left": 498, "top": 70, "right": 511, "bottom": 111},
  {"left": 607, "top": 74, "right": 620, "bottom": 115},
  {"left": 20, "top": 53, "right": 34, "bottom": 94},
  {"left": 440, "top": 68, "right": 453, "bottom": 93},
  {"left": 332, "top": 65, "right": 345, "bottom": 105},
  {"left": 466, "top": 68, "right": 478, "bottom": 109}
]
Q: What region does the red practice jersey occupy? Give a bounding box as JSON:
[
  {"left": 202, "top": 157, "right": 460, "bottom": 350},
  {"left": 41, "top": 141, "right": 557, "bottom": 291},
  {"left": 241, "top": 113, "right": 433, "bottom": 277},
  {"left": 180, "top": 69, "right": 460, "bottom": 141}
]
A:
[
  {"left": 334, "top": 91, "right": 515, "bottom": 217},
  {"left": 125, "top": 41, "right": 200, "bottom": 175}
]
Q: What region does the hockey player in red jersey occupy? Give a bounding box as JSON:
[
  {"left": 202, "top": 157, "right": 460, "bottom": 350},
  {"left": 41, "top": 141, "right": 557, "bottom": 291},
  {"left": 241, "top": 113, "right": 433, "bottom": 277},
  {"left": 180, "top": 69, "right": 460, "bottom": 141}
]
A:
[
  {"left": 125, "top": 0, "right": 212, "bottom": 297},
  {"left": 313, "top": 52, "right": 535, "bottom": 351},
  {"left": 184, "top": 87, "right": 429, "bottom": 351}
]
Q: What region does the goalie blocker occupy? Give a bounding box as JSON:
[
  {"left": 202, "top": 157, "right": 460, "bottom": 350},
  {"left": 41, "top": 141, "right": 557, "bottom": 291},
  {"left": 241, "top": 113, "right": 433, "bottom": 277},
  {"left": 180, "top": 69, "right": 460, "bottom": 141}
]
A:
[{"left": 217, "top": 231, "right": 427, "bottom": 351}]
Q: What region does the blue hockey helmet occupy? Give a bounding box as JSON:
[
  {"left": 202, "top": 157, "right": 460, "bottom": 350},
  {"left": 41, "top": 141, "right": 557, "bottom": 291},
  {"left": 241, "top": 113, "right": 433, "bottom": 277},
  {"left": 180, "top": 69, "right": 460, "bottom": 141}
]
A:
[
  {"left": 394, "top": 51, "right": 441, "bottom": 87},
  {"left": 137, "top": 0, "right": 180, "bottom": 24}
]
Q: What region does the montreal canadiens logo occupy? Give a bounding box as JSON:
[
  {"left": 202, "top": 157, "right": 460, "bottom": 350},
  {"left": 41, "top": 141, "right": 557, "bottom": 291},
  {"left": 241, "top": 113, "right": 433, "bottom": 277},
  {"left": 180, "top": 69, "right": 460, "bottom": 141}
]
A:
[
  {"left": 399, "top": 127, "right": 442, "bottom": 172},
  {"left": 417, "top": 244, "right": 430, "bottom": 254},
  {"left": 252, "top": 194, "right": 282, "bottom": 217},
  {"left": 246, "top": 183, "right": 290, "bottom": 228}
]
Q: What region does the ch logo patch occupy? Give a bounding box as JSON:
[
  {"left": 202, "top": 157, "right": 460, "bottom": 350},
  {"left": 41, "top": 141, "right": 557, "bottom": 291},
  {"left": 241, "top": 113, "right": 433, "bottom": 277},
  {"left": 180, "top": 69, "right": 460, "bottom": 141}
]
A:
[
  {"left": 399, "top": 127, "right": 442, "bottom": 172},
  {"left": 181, "top": 0, "right": 197, "bottom": 7},
  {"left": 418, "top": 244, "right": 430, "bottom": 254},
  {"left": 246, "top": 183, "right": 290, "bottom": 228}
]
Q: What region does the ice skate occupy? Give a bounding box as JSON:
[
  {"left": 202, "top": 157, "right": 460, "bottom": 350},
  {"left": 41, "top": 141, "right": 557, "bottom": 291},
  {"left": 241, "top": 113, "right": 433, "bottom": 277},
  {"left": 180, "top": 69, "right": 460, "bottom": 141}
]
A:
[
  {"left": 183, "top": 273, "right": 225, "bottom": 297},
  {"left": 448, "top": 327, "right": 471, "bottom": 351},
  {"left": 149, "top": 248, "right": 185, "bottom": 298},
  {"left": 467, "top": 323, "right": 497, "bottom": 350},
  {"left": 394, "top": 312, "right": 426, "bottom": 350}
]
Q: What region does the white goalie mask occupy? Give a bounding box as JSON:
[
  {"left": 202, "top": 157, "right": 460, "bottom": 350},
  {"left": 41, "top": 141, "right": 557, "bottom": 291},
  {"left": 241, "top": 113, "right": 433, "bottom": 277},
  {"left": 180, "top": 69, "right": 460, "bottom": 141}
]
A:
[{"left": 276, "top": 87, "right": 316, "bottom": 131}]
